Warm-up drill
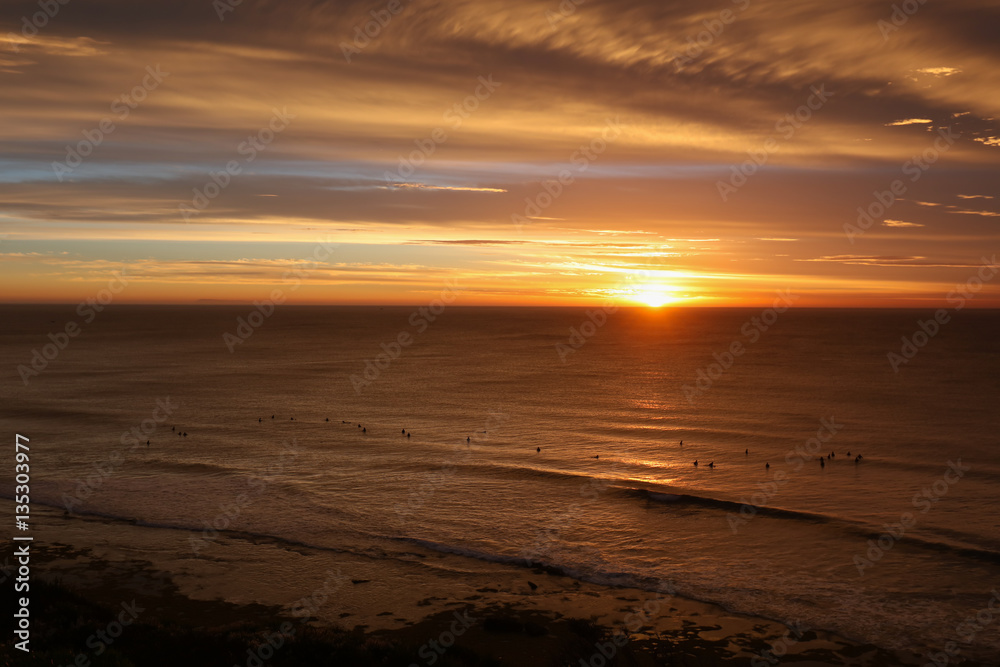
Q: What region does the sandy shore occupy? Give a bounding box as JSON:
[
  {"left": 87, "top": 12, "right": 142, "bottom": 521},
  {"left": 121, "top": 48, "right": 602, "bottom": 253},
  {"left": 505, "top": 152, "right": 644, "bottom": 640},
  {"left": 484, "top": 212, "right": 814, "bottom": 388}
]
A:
[{"left": 7, "top": 533, "right": 938, "bottom": 667}]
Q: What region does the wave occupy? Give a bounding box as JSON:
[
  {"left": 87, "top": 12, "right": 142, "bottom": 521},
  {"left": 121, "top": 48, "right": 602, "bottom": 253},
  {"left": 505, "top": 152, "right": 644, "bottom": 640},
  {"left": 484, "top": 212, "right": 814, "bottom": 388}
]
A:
[
  {"left": 619, "top": 486, "right": 1000, "bottom": 565},
  {"left": 423, "top": 461, "right": 1000, "bottom": 562},
  {"left": 623, "top": 487, "right": 836, "bottom": 524},
  {"left": 138, "top": 458, "right": 242, "bottom": 477},
  {"left": 390, "top": 536, "right": 677, "bottom": 593}
]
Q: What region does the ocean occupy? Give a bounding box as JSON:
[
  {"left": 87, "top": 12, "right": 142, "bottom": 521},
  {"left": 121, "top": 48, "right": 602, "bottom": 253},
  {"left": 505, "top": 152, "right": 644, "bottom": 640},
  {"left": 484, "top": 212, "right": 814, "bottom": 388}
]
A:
[{"left": 3, "top": 305, "right": 999, "bottom": 662}]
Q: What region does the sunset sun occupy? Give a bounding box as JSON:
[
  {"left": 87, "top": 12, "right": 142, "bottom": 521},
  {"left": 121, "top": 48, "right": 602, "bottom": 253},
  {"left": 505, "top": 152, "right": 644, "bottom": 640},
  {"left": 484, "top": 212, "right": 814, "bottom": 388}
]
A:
[{"left": 634, "top": 287, "right": 676, "bottom": 308}]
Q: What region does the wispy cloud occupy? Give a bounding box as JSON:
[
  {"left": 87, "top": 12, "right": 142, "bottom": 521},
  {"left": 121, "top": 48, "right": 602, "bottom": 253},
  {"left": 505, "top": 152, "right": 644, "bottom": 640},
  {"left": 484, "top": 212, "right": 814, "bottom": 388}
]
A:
[{"left": 885, "top": 118, "right": 933, "bottom": 126}]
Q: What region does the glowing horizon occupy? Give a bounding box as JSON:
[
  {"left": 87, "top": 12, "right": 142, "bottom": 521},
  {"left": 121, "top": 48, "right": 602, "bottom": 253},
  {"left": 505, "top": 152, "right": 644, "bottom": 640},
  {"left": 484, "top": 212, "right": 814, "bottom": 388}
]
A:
[{"left": 2, "top": 0, "right": 999, "bottom": 307}]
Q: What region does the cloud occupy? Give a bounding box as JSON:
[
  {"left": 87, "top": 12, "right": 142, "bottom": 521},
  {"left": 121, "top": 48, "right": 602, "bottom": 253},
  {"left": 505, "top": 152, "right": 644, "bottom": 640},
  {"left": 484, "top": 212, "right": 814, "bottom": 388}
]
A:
[
  {"left": 382, "top": 183, "right": 507, "bottom": 193},
  {"left": 2, "top": 0, "right": 1000, "bottom": 305},
  {"left": 886, "top": 118, "right": 934, "bottom": 126},
  {"left": 802, "top": 255, "right": 988, "bottom": 268},
  {"left": 914, "top": 67, "right": 961, "bottom": 77},
  {"left": 949, "top": 208, "right": 1000, "bottom": 217},
  {"left": 882, "top": 219, "right": 924, "bottom": 228}
]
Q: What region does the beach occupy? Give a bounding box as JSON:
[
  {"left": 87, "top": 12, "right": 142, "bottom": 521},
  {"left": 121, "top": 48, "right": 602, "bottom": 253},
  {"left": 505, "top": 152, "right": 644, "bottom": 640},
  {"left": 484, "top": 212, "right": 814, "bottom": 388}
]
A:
[{"left": 9, "top": 529, "right": 927, "bottom": 667}]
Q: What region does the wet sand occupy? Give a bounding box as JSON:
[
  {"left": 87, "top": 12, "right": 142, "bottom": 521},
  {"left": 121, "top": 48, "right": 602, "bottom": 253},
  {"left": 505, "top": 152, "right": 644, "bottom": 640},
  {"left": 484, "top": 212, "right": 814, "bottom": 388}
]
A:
[{"left": 15, "top": 533, "right": 935, "bottom": 667}]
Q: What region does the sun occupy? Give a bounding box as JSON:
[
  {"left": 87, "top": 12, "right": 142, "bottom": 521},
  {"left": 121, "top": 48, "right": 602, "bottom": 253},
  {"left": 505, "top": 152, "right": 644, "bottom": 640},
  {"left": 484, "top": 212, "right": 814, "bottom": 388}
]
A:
[{"left": 634, "top": 287, "right": 676, "bottom": 308}]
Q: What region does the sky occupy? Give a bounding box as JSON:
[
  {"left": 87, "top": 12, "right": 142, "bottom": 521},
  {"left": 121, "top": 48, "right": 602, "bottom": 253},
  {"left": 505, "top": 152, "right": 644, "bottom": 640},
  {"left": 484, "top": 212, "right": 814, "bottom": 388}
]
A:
[{"left": 1, "top": 0, "right": 999, "bottom": 306}]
